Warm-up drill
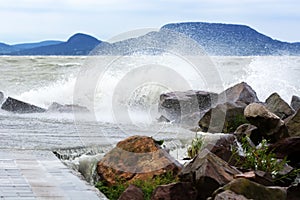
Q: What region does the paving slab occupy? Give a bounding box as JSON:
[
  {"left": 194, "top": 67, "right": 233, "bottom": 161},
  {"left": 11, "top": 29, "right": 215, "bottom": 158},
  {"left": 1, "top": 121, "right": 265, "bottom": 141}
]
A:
[{"left": 0, "top": 150, "right": 107, "bottom": 200}]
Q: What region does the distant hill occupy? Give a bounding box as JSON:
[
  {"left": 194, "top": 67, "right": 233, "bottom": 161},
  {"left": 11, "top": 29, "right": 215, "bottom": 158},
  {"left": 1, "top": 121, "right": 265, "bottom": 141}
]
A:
[
  {"left": 1, "top": 22, "right": 299, "bottom": 56},
  {"left": 0, "top": 42, "right": 16, "bottom": 54},
  {"left": 11, "top": 33, "right": 101, "bottom": 55},
  {"left": 12, "top": 41, "right": 62, "bottom": 50},
  {"left": 161, "top": 22, "right": 300, "bottom": 56}
]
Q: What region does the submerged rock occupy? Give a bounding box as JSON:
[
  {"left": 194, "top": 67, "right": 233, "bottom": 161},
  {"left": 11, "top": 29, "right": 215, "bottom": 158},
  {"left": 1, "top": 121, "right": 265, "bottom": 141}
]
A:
[
  {"left": 179, "top": 149, "right": 241, "bottom": 199},
  {"left": 1, "top": 97, "right": 46, "bottom": 113},
  {"left": 47, "top": 102, "right": 89, "bottom": 113},
  {"left": 291, "top": 95, "right": 300, "bottom": 111},
  {"left": 151, "top": 182, "right": 197, "bottom": 200},
  {"left": 119, "top": 185, "right": 144, "bottom": 200},
  {"left": 97, "top": 135, "right": 182, "bottom": 185},
  {"left": 212, "top": 178, "right": 286, "bottom": 200},
  {"left": 244, "top": 103, "right": 288, "bottom": 142},
  {"left": 265, "top": 92, "right": 294, "bottom": 119}
]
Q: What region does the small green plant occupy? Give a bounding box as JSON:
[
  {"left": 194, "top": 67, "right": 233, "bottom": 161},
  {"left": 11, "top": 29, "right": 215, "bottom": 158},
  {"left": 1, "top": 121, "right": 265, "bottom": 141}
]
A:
[
  {"left": 232, "top": 136, "right": 287, "bottom": 175},
  {"left": 187, "top": 132, "right": 203, "bottom": 159},
  {"left": 95, "top": 172, "right": 178, "bottom": 200}
]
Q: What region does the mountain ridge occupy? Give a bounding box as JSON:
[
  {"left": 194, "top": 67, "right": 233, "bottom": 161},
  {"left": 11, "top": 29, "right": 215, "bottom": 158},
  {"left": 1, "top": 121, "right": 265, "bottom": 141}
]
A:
[{"left": 1, "top": 22, "right": 299, "bottom": 56}]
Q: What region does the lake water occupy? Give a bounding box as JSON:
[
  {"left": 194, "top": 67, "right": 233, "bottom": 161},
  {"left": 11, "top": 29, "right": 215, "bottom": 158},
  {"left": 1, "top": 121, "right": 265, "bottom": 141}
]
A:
[{"left": 0, "top": 56, "right": 299, "bottom": 154}]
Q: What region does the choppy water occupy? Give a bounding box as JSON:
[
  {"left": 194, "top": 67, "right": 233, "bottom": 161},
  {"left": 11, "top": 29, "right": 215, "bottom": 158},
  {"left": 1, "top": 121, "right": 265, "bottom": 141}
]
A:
[{"left": 0, "top": 56, "right": 299, "bottom": 152}]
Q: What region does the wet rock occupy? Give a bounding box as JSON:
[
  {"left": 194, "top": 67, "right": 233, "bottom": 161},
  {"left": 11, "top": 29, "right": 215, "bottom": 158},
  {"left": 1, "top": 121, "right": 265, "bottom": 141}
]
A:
[
  {"left": 157, "top": 115, "right": 170, "bottom": 123},
  {"left": 47, "top": 102, "right": 89, "bottom": 113},
  {"left": 118, "top": 184, "right": 144, "bottom": 200},
  {"left": 219, "top": 82, "right": 260, "bottom": 105},
  {"left": 1, "top": 97, "right": 46, "bottom": 113},
  {"left": 214, "top": 190, "right": 249, "bottom": 200},
  {"left": 234, "top": 124, "right": 261, "bottom": 145},
  {"left": 201, "top": 134, "right": 237, "bottom": 164},
  {"left": 97, "top": 135, "right": 182, "bottom": 185},
  {"left": 198, "top": 102, "right": 247, "bottom": 133},
  {"left": 0, "top": 91, "right": 4, "bottom": 104},
  {"left": 244, "top": 103, "right": 289, "bottom": 142},
  {"left": 179, "top": 149, "right": 241, "bottom": 200},
  {"left": 265, "top": 93, "right": 295, "bottom": 119},
  {"left": 287, "top": 184, "right": 300, "bottom": 200},
  {"left": 291, "top": 95, "right": 300, "bottom": 111},
  {"left": 158, "top": 90, "right": 218, "bottom": 124},
  {"left": 285, "top": 109, "right": 300, "bottom": 137},
  {"left": 151, "top": 182, "right": 197, "bottom": 200},
  {"left": 268, "top": 136, "right": 300, "bottom": 167},
  {"left": 212, "top": 178, "right": 286, "bottom": 200}
]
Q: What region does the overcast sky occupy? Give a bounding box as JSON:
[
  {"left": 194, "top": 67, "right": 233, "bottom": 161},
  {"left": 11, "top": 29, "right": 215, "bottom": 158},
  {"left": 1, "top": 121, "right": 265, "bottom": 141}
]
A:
[{"left": 1, "top": 0, "right": 299, "bottom": 44}]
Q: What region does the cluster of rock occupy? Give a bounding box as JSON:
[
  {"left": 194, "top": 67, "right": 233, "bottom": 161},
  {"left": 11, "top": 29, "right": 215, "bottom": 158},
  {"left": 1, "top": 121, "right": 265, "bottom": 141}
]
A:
[
  {"left": 95, "top": 135, "right": 299, "bottom": 199},
  {"left": 95, "top": 82, "right": 300, "bottom": 199},
  {"left": 0, "top": 93, "right": 89, "bottom": 113}
]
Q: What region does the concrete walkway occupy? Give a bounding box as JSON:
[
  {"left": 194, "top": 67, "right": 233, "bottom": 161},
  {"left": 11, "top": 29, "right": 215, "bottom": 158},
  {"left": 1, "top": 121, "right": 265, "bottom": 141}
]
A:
[{"left": 0, "top": 150, "right": 107, "bottom": 200}]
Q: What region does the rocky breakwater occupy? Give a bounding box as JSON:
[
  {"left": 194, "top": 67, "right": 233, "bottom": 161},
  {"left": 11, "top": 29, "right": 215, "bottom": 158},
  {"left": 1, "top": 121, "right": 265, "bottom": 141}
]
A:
[
  {"left": 150, "top": 82, "right": 300, "bottom": 199},
  {"left": 159, "top": 82, "right": 260, "bottom": 131}
]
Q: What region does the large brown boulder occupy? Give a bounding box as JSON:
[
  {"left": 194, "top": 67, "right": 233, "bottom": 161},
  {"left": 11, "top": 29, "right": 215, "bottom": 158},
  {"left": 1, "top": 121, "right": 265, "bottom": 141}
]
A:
[
  {"left": 97, "top": 136, "right": 182, "bottom": 185},
  {"left": 212, "top": 178, "right": 286, "bottom": 200},
  {"left": 151, "top": 182, "right": 197, "bottom": 200},
  {"left": 265, "top": 93, "right": 295, "bottom": 119},
  {"left": 219, "top": 82, "right": 259, "bottom": 105},
  {"left": 118, "top": 184, "right": 144, "bottom": 200},
  {"left": 198, "top": 102, "right": 247, "bottom": 133},
  {"left": 268, "top": 136, "right": 300, "bottom": 167},
  {"left": 285, "top": 109, "right": 300, "bottom": 137},
  {"left": 244, "top": 103, "right": 289, "bottom": 142},
  {"left": 291, "top": 95, "right": 300, "bottom": 111},
  {"left": 179, "top": 149, "right": 241, "bottom": 199}
]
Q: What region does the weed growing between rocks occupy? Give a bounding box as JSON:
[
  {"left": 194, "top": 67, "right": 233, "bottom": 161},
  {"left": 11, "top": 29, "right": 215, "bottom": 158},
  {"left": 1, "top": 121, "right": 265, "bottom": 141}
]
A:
[
  {"left": 95, "top": 171, "right": 178, "bottom": 200},
  {"left": 232, "top": 136, "right": 287, "bottom": 175},
  {"left": 187, "top": 132, "right": 203, "bottom": 159}
]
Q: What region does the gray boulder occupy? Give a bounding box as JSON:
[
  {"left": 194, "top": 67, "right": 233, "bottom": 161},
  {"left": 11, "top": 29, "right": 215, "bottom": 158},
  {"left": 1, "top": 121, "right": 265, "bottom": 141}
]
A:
[
  {"left": 291, "top": 95, "right": 300, "bottom": 111},
  {"left": 1, "top": 97, "right": 46, "bottom": 113},
  {"left": 159, "top": 90, "right": 218, "bottom": 124},
  {"left": 265, "top": 92, "right": 294, "bottom": 119},
  {"left": 47, "top": 102, "right": 89, "bottom": 113},
  {"left": 244, "top": 103, "right": 289, "bottom": 142},
  {"left": 219, "top": 82, "right": 260, "bottom": 105}
]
